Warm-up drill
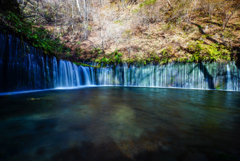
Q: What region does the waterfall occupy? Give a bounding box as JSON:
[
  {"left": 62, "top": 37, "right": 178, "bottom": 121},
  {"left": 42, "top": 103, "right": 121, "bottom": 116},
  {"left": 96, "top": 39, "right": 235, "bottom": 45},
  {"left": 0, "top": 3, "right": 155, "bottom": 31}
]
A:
[
  {"left": 0, "top": 33, "right": 54, "bottom": 92},
  {"left": 95, "top": 62, "right": 240, "bottom": 91},
  {"left": 0, "top": 32, "right": 240, "bottom": 93},
  {"left": 0, "top": 33, "right": 95, "bottom": 92},
  {"left": 79, "top": 66, "right": 91, "bottom": 85},
  {"left": 58, "top": 60, "right": 83, "bottom": 87},
  {"left": 226, "top": 64, "right": 233, "bottom": 90}
]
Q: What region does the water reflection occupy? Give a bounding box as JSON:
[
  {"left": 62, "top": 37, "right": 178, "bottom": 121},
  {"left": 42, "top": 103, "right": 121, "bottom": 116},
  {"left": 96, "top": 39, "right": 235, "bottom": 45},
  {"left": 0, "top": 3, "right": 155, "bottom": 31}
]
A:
[
  {"left": 110, "top": 105, "right": 142, "bottom": 140},
  {"left": 0, "top": 87, "right": 240, "bottom": 161}
]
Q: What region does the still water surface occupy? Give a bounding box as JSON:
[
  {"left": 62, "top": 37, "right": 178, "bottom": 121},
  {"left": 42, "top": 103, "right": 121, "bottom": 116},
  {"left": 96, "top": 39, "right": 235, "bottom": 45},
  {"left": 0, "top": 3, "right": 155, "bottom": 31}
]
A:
[{"left": 0, "top": 87, "right": 240, "bottom": 161}]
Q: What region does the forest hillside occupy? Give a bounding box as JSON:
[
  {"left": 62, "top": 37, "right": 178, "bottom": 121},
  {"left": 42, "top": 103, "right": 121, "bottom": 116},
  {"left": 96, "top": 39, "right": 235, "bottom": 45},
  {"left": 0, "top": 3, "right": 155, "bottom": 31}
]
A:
[{"left": 1, "top": 0, "right": 240, "bottom": 65}]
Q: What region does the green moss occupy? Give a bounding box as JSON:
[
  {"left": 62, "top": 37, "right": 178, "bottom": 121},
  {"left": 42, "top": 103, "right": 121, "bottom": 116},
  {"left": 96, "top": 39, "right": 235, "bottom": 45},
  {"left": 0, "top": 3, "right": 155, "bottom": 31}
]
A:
[
  {"left": 216, "top": 83, "right": 221, "bottom": 90},
  {"left": 139, "top": 0, "right": 157, "bottom": 7},
  {"left": 94, "top": 50, "right": 124, "bottom": 64},
  {"left": 73, "top": 62, "right": 98, "bottom": 68},
  {"left": 187, "top": 40, "right": 231, "bottom": 62},
  {"left": 132, "top": 9, "right": 139, "bottom": 13},
  {"left": 1, "top": 11, "right": 66, "bottom": 56},
  {"left": 114, "top": 20, "right": 124, "bottom": 25}
]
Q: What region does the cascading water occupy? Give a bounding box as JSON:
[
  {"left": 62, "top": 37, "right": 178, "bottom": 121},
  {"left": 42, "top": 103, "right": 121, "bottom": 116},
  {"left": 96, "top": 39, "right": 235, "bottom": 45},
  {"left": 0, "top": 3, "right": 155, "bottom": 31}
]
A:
[
  {"left": 0, "top": 33, "right": 95, "bottom": 92},
  {"left": 96, "top": 62, "right": 240, "bottom": 91},
  {"left": 80, "top": 66, "right": 92, "bottom": 85},
  {"left": 0, "top": 32, "right": 240, "bottom": 93},
  {"left": 226, "top": 64, "right": 233, "bottom": 90},
  {"left": 58, "top": 60, "right": 84, "bottom": 87}
]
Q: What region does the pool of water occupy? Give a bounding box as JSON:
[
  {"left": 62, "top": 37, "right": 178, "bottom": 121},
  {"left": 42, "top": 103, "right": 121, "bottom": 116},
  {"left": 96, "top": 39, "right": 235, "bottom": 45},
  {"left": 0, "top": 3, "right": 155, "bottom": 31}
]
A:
[{"left": 0, "top": 87, "right": 240, "bottom": 161}]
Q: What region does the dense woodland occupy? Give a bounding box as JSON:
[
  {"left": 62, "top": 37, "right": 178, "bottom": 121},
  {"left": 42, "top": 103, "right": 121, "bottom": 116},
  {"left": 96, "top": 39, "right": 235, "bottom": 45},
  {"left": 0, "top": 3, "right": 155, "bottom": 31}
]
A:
[{"left": 0, "top": 0, "right": 240, "bottom": 65}]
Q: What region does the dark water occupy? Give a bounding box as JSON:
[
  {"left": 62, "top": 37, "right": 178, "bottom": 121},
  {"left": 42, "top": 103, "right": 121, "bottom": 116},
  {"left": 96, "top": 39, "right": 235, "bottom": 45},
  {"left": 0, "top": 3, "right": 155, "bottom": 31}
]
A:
[{"left": 0, "top": 87, "right": 240, "bottom": 161}]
